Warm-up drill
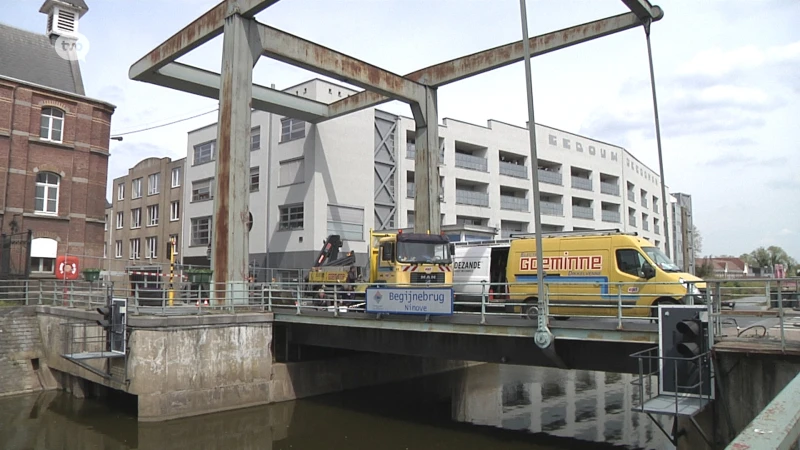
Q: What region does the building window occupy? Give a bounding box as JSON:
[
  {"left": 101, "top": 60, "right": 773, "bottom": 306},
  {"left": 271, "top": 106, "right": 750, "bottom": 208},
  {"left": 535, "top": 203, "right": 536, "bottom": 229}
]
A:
[
  {"left": 170, "top": 201, "right": 180, "bottom": 221},
  {"left": 250, "top": 167, "right": 259, "bottom": 192},
  {"left": 129, "top": 238, "right": 140, "bottom": 260},
  {"left": 171, "top": 167, "right": 181, "bottom": 188},
  {"left": 148, "top": 173, "right": 160, "bottom": 195},
  {"left": 279, "top": 204, "right": 304, "bottom": 230},
  {"left": 193, "top": 141, "right": 215, "bottom": 165},
  {"left": 116, "top": 211, "right": 123, "bottom": 229},
  {"left": 327, "top": 204, "right": 364, "bottom": 241},
  {"left": 280, "top": 118, "right": 305, "bottom": 142},
  {"left": 115, "top": 240, "right": 122, "bottom": 258},
  {"left": 192, "top": 179, "right": 213, "bottom": 202},
  {"left": 167, "top": 234, "right": 179, "bottom": 257},
  {"left": 191, "top": 217, "right": 212, "bottom": 246},
  {"left": 131, "top": 208, "right": 141, "bottom": 228},
  {"left": 251, "top": 126, "right": 261, "bottom": 151},
  {"left": 132, "top": 178, "right": 142, "bottom": 199},
  {"left": 103, "top": 243, "right": 107, "bottom": 259},
  {"left": 30, "top": 257, "right": 55, "bottom": 273},
  {"left": 147, "top": 205, "right": 159, "bottom": 226},
  {"left": 279, "top": 158, "right": 304, "bottom": 186},
  {"left": 104, "top": 215, "right": 108, "bottom": 231},
  {"left": 34, "top": 172, "right": 59, "bottom": 215},
  {"left": 146, "top": 237, "right": 158, "bottom": 259},
  {"left": 39, "top": 107, "right": 64, "bottom": 142},
  {"left": 117, "top": 182, "right": 124, "bottom": 200}
]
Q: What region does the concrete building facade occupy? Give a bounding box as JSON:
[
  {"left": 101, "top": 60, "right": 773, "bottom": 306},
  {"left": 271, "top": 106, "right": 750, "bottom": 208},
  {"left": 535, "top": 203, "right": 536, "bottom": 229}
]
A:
[
  {"left": 181, "top": 79, "right": 686, "bottom": 277},
  {"left": 105, "top": 157, "right": 185, "bottom": 275},
  {"left": 0, "top": 0, "right": 115, "bottom": 277}
]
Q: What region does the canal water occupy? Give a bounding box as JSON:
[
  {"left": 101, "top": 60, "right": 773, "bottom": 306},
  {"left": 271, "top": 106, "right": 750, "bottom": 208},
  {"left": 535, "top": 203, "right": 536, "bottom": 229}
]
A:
[{"left": 0, "top": 364, "right": 672, "bottom": 450}]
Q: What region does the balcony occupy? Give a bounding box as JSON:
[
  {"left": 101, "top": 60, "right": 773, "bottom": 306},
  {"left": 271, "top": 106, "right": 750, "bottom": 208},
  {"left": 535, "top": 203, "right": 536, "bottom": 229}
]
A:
[
  {"left": 642, "top": 197, "right": 648, "bottom": 208},
  {"left": 601, "top": 182, "right": 620, "bottom": 196},
  {"left": 455, "top": 189, "right": 489, "bottom": 207},
  {"left": 643, "top": 222, "right": 650, "bottom": 231},
  {"left": 629, "top": 216, "right": 637, "bottom": 227},
  {"left": 406, "top": 144, "right": 444, "bottom": 162},
  {"left": 501, "top": 195, "right": 528, "bottom": 212},
  {"left": 538, "top": 169, "right": 563, "bottom": 186},
  {"left": 539, "top": 201, "right": 563, "bottom": 217},
  {"left": 455, "top": 153, "right": 488, "bottom": 172},
  {"left": 602, "top": 210, "right": 621, "bottom": 223},
  {"left": 407, "top": 182, "right": 415, "bottom": 198},
  {"left": 499, "top": 161, "right": 528, "bottom": 179},
  {"left": 571, "top": 176, "right": 593, "bottom": 191},
  {"left": 572, "top": 205, "right": 594, "bottom": 220},
  {"left": 628, "top": 191, "right": 636, "bottom": 202},
  {"left": 654, "top": 225, "right": 660, "bottom": 234}
]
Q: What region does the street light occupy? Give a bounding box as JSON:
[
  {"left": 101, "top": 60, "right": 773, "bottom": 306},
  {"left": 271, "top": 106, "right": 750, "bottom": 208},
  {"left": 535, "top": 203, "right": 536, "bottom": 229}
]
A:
[{"left": 110, "top": 136, "right": 123, "bottom": 141}]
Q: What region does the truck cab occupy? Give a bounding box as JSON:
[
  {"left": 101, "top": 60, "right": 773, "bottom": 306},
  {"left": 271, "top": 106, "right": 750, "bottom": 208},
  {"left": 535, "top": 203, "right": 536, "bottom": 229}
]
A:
[{"left": 368, "top": 229, "right": 453, "bottom": 287}]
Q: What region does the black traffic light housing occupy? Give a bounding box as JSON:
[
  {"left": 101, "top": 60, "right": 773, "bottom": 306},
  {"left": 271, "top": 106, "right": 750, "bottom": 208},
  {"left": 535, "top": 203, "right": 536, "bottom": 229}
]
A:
[
  {"left": 96, "top": 306, "right": 112, "bottom": 351},
  {"left": 673, "top": 316, "right": 709, "bottom": 396}
]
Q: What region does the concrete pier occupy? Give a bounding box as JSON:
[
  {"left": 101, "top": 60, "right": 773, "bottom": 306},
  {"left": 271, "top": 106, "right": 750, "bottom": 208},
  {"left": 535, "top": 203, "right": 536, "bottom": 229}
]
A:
[{"left": 2, "top": 305, "right": 471, "bottom": 421}]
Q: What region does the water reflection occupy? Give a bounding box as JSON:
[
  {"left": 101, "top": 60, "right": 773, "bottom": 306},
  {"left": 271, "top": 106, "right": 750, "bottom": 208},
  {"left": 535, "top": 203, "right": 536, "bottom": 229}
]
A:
[
  {"left": 453, "top": 364, "right": 671, "bottom": 449},
  {"left": 0, "top": 364, "right": 671, "bottom": 450}
]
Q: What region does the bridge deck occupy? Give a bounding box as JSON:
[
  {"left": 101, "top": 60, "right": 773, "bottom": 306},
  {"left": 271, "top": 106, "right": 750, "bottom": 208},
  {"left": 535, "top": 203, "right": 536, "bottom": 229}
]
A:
[{"left": 272, "top": 306, "right": 658, "bottom": 344}]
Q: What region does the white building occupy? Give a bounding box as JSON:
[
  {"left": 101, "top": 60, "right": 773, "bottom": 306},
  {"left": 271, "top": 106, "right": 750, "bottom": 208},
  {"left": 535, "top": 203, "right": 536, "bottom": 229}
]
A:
[{"left": 181, "top": 78, "right": 682, "bottom": 276}]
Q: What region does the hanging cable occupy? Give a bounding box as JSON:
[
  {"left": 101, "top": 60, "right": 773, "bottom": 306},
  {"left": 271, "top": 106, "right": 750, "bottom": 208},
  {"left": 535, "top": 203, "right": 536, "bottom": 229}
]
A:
[{"left": 110, "top": 108, "right": 219, "bottom": 138}]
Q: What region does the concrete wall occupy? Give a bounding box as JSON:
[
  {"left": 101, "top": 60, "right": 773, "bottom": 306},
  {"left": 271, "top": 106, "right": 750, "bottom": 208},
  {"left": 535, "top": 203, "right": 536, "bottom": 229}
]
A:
[
  {"left": 0, "top": 306, "right": 57, "bottom": 397},
  {"left": 679, "top": 350, "right": 800, "bottom": 449}
]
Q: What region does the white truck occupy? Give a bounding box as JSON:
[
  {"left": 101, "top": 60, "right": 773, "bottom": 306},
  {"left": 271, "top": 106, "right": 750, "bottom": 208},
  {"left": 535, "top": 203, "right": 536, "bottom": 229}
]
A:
[{"left": 451, "top": 240, "right": 511, "bottom": 311}]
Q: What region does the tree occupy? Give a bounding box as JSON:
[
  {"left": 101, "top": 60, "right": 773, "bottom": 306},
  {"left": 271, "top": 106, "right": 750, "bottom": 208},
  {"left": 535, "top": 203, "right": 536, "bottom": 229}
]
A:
[
  {"left": 691, "top": 225, "right": 703, "bottom": 259},
  {"left": 695, "top": 257, "right": 713, "bottom": 278},
  {"left": 741, "top": 246, "right": 797, "bottom": 276}
]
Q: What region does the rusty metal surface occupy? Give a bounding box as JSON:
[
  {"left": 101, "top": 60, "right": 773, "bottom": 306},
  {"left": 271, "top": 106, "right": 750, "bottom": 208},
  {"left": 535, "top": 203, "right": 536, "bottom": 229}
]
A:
[
  {"left": 256, "top": 22, "right": 425, "bottom": 104},
  {"left": 620, "top": 0, "right": 664, "bottom": 20},
  {"left": 713, "top": 338, "right": 800, "bottom": 357},
  {"left": 725, "top": 371, "right": 800, "bottom": 450},
  {"left": 326, "top": 10, "right": 658, "bottom": 120},
  {"left": 129, "top": 0, "right": 280, "bottom": 80},
  {"left": 153, "top": 62, "right": 329, "bottom": 121}
]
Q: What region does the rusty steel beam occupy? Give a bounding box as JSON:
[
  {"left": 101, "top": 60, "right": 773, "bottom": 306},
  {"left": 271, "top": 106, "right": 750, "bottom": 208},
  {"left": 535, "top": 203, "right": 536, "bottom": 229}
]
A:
[
  {"left": 620, "top": 0, "right": 664, "bottom": 21},
  {"left": 325, "top": 10, "right": 660, "bottom": 120},
  {"left": 256, "top": 22, "right": 426, "bottom": 104},
  {"left": 153, "top": 62, "right": 329, "bottom": 121},
  {"left": 129, "top": 0, "right": 280, "bottom": 81}
]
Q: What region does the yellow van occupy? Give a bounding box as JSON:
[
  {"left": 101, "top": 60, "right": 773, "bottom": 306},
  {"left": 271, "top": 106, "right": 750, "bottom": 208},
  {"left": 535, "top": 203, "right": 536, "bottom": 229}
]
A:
[{"left": 506, "top": 232, "right": 705, "bottom": 318}]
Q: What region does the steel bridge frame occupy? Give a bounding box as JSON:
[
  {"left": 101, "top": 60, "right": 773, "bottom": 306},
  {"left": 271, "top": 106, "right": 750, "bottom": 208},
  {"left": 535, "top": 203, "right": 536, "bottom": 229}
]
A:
[{"left": 128, "top": 0, "right": 663, "bottom": 302}]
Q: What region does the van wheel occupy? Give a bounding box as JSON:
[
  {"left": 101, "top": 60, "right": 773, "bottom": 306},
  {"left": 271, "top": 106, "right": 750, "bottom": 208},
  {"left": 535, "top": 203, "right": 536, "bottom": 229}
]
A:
[
  {"left": 651, "top": 298, "right": 678, "bottom": 321},
  {"left": 524, "top": 297, "right": 539, "bottom": 320}
]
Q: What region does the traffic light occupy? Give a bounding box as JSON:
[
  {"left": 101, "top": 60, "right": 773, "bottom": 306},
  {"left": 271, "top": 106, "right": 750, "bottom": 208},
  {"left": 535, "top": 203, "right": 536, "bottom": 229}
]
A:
[
  {"left": 96, "top": 306, "right": 112, "bottom": 351},
  {"left": 673, "top": 317, "right": 709, "bottom": 396}
]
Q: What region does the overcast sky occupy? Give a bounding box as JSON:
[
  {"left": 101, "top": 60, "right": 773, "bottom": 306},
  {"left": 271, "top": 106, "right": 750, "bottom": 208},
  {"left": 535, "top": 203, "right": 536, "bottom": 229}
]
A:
[{"left": 6, "top": 0, "right": 800, "bottom": 259}]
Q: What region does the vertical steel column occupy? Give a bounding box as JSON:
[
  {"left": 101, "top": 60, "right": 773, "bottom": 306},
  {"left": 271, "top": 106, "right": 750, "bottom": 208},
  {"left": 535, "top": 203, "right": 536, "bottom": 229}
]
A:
[
  {"left": 211, "top": 11, "right": 256, "bottom": 304},
  {"left": 411, "top": 86, "right": 441, "bottom": 234},
  {"left": 644, "top": 19, "right": 671, "bottom": 258},
  {"left": 519, "top": 0, "right": 550, "bottom": 349}
]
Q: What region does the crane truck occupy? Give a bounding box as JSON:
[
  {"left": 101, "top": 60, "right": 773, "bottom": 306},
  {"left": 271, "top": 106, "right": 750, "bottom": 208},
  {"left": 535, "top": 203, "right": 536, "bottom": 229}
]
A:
[{"left": 307, "top": 229, "right": 454, "bottom": 296}]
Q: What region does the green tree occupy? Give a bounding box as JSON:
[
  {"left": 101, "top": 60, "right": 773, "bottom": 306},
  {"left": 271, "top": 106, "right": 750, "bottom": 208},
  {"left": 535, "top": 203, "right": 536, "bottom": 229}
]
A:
[
  {"left": 741, "top": 246, "right": 797, "bottom": 276},
  {"left": 691, "top": 225, "right": 703, "bottom": 259}
]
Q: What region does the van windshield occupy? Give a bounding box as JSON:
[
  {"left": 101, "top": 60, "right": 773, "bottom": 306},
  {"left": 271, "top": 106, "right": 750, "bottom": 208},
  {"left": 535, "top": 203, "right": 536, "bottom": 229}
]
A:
[
  {"left": 642, "top": 247, "right": 681, "bottom": 272},
  {"left": 397, "top": 241, "right": 452, "bottom": 264}
]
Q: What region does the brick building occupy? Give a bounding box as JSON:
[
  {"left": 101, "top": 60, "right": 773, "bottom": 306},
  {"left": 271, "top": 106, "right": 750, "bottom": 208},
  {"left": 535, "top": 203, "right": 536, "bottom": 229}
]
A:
[{"left": 0, "top": 0, "right": 116, "bottom": 277}]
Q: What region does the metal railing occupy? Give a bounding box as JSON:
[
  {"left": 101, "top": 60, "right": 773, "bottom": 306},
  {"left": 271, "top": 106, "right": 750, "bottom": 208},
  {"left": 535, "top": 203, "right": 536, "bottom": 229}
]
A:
[
  {"left": 538, "top": 200, "right": 563, "bottom": 216},
  {"left": 601, "top": 181, "right": 620, "bottom": 196},
  {"left": 642, "top": 197, "right": 648, "bottom": 208},
  {"left": 602, "top": 210, "right": 621, "bottom": 223},
  {"left": 628, "top": 191, "right": 636, "bottom": 202},
  {"left": 407, "top": 182, "right": 415, "bottom": 198},
  {"left": 643, "top": 222, "right": 649, "bottom": 231},
  {"left": 2, "top": 277, "right": 796, "bottom": 350},
  {"left": 455, "top": 189, "right": 489, "bottom": 207},
  {"left": 629, "top": 216, "right": 637, "bottom": 227},
  {"left": 454, "top": 153, "right": 488, "bottom": 172},
  {"left": 538, "top": 169, "right": 562, "bottom": 186},
  {"left": 572, "top": 204, "right": 594, "bottom": 220},
  {"left": 499, "top": 161, "right": 527, "bottom": 179},
  {"left": 571, "top": 176, "right": 593, "bottom": 191},
  {"left": 500, "top": 195, "right": 528, "bottom": 211}
]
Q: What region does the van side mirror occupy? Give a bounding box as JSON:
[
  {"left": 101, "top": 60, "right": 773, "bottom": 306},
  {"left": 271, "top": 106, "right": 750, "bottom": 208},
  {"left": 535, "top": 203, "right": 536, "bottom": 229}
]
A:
[{"left": 642, "top": 263, "right": 656, "bottom": 279}]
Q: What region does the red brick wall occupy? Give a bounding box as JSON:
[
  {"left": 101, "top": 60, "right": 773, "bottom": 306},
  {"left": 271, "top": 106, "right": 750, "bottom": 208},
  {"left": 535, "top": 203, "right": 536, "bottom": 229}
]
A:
[{"left": 0, "top": 80, "right": 115, "bottom": 274}]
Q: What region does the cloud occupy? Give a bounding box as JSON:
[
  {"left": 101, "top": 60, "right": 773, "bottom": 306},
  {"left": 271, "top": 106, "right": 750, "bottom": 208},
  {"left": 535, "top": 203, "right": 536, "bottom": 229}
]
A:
[
  {"left": 766, "top": 178, "right": 800, "bottom": 191},
  {"left": 676, "top": 41, "right": 800, "bottom": 79},
  {"left": 701, "top": 152, "right": 787, "bottom": 168},
  {"left": 716, "top": 137, "right": 756, "bottom": 147}
]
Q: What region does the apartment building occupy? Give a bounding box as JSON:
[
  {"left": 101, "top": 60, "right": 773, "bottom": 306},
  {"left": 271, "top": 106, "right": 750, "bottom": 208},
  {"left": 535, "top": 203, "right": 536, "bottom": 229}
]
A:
[
  {"left": 0, "top": 0, "right": 115, "bottom": 277},
  {"left": 182, "top": 78, "right": 685, "bottom": 276},
  {"left": 671, "top": 192, "right": 695, "bottom": 273},
  {"left": 105, "top": 157, "right": 184, "bottom": 274}
]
